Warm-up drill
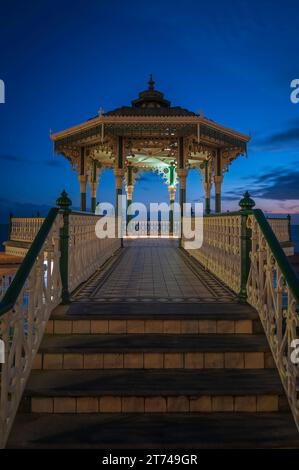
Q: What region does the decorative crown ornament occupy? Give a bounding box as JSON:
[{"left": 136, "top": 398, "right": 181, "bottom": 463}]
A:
[
  {"left": 239, "top": 191, "right": 255, "bottom": 211},
  {"left": 56, "top": 190, "right": 72, "bottom": 210}
]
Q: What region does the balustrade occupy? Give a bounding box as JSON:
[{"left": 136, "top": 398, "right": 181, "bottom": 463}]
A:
[
  {"left": 0, "top": 192, "right": 299, "bottom": 445},
  {"left": 0, "top": 192, "right": 121, "bottom": 447},
  {"left": 9, "top": 217, "right": 44, "bottom": 242},
  {"left": 267, "top": 217, "right": 291, "bottom": 243},
  {"left": 0, "top": 210, "right": 62, "bottom": 448},
  {"left": 68, "top": 213, "right": 121, "bottom": 292},
  {"left": 184, "top": 214, "right": 242, "bottom": 293},
  {"left": 247, "top": 212, "right": 299, "bottom": 430}
]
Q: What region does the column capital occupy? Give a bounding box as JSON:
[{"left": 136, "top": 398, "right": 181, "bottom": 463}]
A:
[
  {"left": 204, "top": 182, "right": 212, "bottom": 196},
  {"left": 177, "top": 168, "right": 188, "bottom": 178},
  {"left": 177, "top": 169, "right": 188, "bottom": 189},
  {"left": 78, "top": 174, "right": 88, "bottom": 183},
  {"left": 114, "top": 168, "right": 125, "bottom": 189},
  {"left": 168, "top": 185, "right": 176, "bottom": 201},
  {"left": 78, "top": 174, "right": 88, "bottom": 193},
  {"left": 89, "top": 181, "right": 98, "bottom": 198},
  {"left": 214, "top": 175, "right": 223, "bottom": 184},
  {"left": 126, "top": 184, "right": 134, "bottom": 201},
  {"left": 214, "top": 176, "right": 223, "bottom": 196}
]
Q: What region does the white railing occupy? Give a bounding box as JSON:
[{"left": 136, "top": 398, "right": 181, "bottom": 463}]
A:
[
  {"left": 68, "top": 214, "right": 121, "bottom": 293},
  {"left": 9, "top": 217, "right": 45, "bottom": 242},
  {"left": 0, "top": 212, "right": 62, "bottom": 448},
  {"left": 185, "top": 209, "right": 299, "bottom": 429},
  {"left": 0, "top": 207, "right": 122, "bottom": 447},
  {"left": 184, "top": 214, "right": 242, "bottom": 293},
  {"left": 247, "top": 213, "right": 299, "bottom": 429}
]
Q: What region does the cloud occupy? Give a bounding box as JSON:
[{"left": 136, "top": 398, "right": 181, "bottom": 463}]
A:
[
  {"left": 251, "top": 170, "right": 299, "bottom": 200},
  {"left": 252, "top": 119, "right": 299, "bottom": 151},
  {"left": 224, "top": 173, "right": 299, "bottom": 201},
  {"left": 45, "top": 159, "right": 64, "bottom": 167},
  {"left": 222, "top": 166, "right": 299, "bottom": 217},
  {"left": 264, "top": 128, "right": 299, "bottom": 145},
  {"left": 0, "top": 154, "right": 27, "bottom": 162},
  {"left": 0, "top": 154, "right": 63, "bottom": 167}
]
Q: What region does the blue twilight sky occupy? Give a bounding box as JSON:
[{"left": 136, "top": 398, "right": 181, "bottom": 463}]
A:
[{"left": 0, "top": 0, "right": 299, "bottom": 223}]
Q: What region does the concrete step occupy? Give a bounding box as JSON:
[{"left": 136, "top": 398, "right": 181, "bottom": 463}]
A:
[
  {"left": 47, "top": 302, "right": 262, "bottom": 335},
  {"left": 7, "top": 412, "right": 299, "bottom": 448},
  {"left": 21, "top": 369, "right": 287, "bottom": 414},
  {"left": 34, "top": 334, "right": 275, "bottom": 370},
  {"left": 46, "top": 315, "right": 261, "bottom": 335}
]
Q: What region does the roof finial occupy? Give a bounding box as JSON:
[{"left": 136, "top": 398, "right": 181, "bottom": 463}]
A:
[{"left": 148, "top": 74, "right": 155, "bottom": 90}]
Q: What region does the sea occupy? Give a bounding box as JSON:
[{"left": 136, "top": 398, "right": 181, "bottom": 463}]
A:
[
  {"left": 292, "top": 225, "right": 299, "bottom": 253},
  {"left": 0, "top": 224, "right": 8, "bottom": 252}
]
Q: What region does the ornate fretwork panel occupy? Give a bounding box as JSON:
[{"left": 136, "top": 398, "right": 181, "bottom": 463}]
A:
[
  {"left": 9, "top": 217, "right": 45, "bottom": 243},
  {"left": 0, "top": 214, "right": 63, "bottom": 448},
  {"left": 184, "top": 215, "right": 242, "bottom": 293},
  {"left": 68, "top": 214, "right": 121, "bottom": 293},
  {"left": 246, "top": 214, "right": 299, "bottom": 430}
]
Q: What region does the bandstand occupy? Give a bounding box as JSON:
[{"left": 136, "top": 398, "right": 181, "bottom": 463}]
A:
[{"left": 51, "top": 76, "right": 250, "bottom": 223}]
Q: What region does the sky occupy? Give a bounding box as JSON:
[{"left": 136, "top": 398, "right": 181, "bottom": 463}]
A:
[{"left": 0, "top": 0, "right": 299, "bottom": 223}]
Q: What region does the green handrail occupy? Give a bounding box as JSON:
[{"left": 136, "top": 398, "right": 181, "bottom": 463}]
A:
[
  {"left": 0, "top": 207, "right": 59, "bottom": 317},
  {"left": 253, "top": 209, "right": 299, "bottom": 305}
]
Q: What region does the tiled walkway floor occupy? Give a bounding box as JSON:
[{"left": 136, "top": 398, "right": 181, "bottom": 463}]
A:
[{"left": 74, "top": 239, "right": 235, "bottom": 303}]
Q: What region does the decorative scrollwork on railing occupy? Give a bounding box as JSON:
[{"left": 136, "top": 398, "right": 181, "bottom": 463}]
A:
[
  {"left": 185, "top": 215, "right": 241, "bottom": 293},
  {"left": 247, "top": 213, "right": 299, "bottom": 429},
  {"left": 68, "top": 214, "right": 121, "bottom": 293},
  {"left": 0, "top": 213, "right": 62, "bottom": 448}
]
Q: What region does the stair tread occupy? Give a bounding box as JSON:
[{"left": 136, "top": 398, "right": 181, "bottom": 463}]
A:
[
  {"left": 40, "top": 334, "right": 269, "bottom": 353},
  {"left": 24, "top": 369, "right": 283, "bottom": 397},
  {"left": 7, "top": 412, "right": 299, "bottom": 448},
  {"left": 58, "top": 302, "right": 259, "bottom": 320}
]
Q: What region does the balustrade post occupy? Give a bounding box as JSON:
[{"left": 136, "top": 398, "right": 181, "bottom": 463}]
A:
[
  {"left": 56, "top": 190, "right": 72, "bottom": 304},
  {"left": 238, "top": 192, "right": 255, "bottom": 303}
]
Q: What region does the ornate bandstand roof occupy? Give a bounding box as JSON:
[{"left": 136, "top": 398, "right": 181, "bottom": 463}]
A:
[
  {"left": 104, "top": 75, "right": 195, "bottom": 117},
  {"left": 51, "top": 76, "right": 250, "bottom": 186}
]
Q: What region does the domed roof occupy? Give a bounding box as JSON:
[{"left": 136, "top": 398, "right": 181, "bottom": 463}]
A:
[
  {"left": 131, "top": 74, "right": 171, "bottom": 108},
  {"left": 104, "top": 75, "right": 197, "bottom": 117}
]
